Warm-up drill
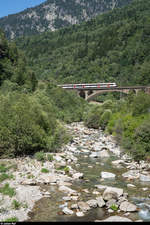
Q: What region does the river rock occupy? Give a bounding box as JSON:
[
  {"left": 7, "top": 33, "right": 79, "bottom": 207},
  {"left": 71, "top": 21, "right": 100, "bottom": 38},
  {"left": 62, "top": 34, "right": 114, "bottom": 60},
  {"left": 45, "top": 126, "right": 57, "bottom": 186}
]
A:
[
  {"left": 122, "top": 170, "right": 140, "bottom": 179},
  {"left": 72, "top": 172, "right": 84, "bottom": 179},
  {"left": 139, "top": 174, "right": 150, "bottom": 182},
  {"left": 78, "top": 201, "right": 90, "bottom": 212},
  {"left": 98, "top": 150, "right": 110, "bottom": 158},
  {"left": 96, "top": 196, "right": 105, "bottom": 207},
  {"left": 76, "top": 211, "right": 85, "bottom": 217},
  {"left": 103, "top": 187, "right": 123, "bottom": 201},
  {"left": 100, "top": 172, "right": 116, "bottom": 179},
  {"left": 97, "top": 216, "right": 132, "bottom": 222},
  {"left": 86, "top": 199, "right": 98, "bottom": 208},
  {"left": 58, "top": 185, "right": 76, "bottom": 194},
  {"left": 119, "top": 201, "right": 137, "bottom": 212},
  {"left": 71, "top": 203, "right": 78, "bottom": 209},
  {"left": 95, "top": 185, "right": 108, "bottom": 191},
  {"left": 62, "top": 207, "right": 74, "bottom": 215}
]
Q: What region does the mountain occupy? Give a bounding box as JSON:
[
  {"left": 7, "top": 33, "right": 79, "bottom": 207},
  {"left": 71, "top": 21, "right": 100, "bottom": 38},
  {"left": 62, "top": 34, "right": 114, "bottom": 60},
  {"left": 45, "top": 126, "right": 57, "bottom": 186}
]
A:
[
  {"left": 0, "top": 0, "right": 133, "bottom": 39},
  {"left": 16, "top": 0, "right": 150, "bottom": 86}
]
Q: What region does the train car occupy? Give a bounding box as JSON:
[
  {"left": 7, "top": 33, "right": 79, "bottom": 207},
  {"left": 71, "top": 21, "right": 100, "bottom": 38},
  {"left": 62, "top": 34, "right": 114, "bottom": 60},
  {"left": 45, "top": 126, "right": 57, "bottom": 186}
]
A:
[{"left": 58, "top": 83, "right": 117, "bottom": 89}]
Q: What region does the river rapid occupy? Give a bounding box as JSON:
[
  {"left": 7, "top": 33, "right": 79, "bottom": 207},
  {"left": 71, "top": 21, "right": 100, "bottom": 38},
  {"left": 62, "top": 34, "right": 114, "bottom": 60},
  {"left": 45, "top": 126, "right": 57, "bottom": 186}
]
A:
[{"left": 27, "top": 122, "right": 150, "bottom": 222}]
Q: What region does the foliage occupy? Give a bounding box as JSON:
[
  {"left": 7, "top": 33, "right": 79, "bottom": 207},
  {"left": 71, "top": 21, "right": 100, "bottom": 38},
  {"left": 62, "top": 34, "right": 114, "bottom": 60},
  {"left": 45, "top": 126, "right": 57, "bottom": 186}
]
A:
[
  {"left": 132, "top": 91, "right": 150, "bottom": 116},
  {"left": 34, "top": 151, "right": 46, "bottom": 162},
  {"left": 99, "top": 109, "right": 112, "bottom": 130},
  {"left": 15, "top": 0, "right": 150, "bottom": 87},
  {"left": 0, "top": 30, "right": 37, "bottom": 91},
  {"left": 84, "top": 105, "right": 103, "bottom": 128},
  {"left": 0, "top": 183, "right": 16, "bottom": 197},
  {"left": 110, "top": 204, "right": 118, "bottom": 211},
  {"left": 3, "top": 217, "right": 19, "bottom": 222},
  {"left": 12, "top": 199, "right": 21, "bottom": 210},
  {"left": 41, "top": 168, "right": 49, "bottom": 173},
  {"left": 47, "top": 154, "right": 54, "bottom": 162},
  {"left": 0, "top": 173, "right": 13, "bottom": 182}
]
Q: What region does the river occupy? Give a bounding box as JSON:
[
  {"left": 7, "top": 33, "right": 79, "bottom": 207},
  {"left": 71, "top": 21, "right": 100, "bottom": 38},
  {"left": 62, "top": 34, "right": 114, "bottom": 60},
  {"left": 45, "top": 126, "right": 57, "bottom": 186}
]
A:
[{"left": 27, "top": 122, "right": 150, "bottom": 222}]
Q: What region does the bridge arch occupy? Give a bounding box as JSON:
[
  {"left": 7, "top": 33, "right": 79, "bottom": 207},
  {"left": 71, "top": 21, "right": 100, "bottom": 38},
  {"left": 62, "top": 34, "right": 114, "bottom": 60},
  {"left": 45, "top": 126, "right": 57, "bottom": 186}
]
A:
[{"left": 86, "top": 89, "right": 130, "bottom": 101}]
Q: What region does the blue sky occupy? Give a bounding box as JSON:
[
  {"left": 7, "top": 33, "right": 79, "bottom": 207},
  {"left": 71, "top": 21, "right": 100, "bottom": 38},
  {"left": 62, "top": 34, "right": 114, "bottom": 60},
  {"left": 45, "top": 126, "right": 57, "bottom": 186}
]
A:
[{"left": 0, "top": 0, "right": 46, "bottom": 18}]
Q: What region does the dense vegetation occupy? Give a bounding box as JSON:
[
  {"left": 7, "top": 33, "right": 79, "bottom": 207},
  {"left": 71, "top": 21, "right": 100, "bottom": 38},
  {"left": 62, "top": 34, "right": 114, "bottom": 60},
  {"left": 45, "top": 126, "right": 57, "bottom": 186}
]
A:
[
  {"left": 0, "top": 30, "right": 87, "bottom": 158},
  {"left": 16, "top": 0, "right": 150, "bottom": 86},
  {"left": 0, "top": 0, "right": 150, "bottom": 162},
  {"left": 84, "top": 91, "right": 150, "bottom": 161}
]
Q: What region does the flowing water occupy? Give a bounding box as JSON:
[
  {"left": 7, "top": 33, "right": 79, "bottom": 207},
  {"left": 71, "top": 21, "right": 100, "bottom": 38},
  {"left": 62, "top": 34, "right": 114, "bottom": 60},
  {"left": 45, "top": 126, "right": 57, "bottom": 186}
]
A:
[{"left": 27, "top": 125, "right": 150, "bottom": 222}]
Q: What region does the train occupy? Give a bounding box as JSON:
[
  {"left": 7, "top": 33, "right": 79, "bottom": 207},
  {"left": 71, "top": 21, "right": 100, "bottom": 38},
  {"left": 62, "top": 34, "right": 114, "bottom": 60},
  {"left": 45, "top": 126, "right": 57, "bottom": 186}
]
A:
[{"left": 58, "top": 82, "right": 117, "bottom": 89}]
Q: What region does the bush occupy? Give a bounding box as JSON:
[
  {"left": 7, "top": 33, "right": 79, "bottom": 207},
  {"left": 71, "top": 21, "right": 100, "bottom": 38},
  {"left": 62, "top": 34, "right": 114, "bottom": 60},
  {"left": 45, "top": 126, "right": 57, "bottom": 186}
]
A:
[
  {"left": 34, "top": 151, "right": 46, "bottom": 161},
  {"left": 131, "top": 120, "right": 150, "bottom": 161},
  {"left": 99, "top": 109, "right": 112, "bottom": 130},
  {"left": 132, "top": 92, "right": 150, "bottom": 116},
  {"left": 84, "top": 105, "right": 103, "bottom": 128},
  {"left": 12, "top": 200, "right": 21, "bottom": 210},
  {"left": 41, "top": 168, "right": 49, "bottom": 173},
  {"left": 0, "top": 92, "right": 71, "bottom": 157},
  {"left": 0, "top": 183, "right": 16, "bottom": 197}
]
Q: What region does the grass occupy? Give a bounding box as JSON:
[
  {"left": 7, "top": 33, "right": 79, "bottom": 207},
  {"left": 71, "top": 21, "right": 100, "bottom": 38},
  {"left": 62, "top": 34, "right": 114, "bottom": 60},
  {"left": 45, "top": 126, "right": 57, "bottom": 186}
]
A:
[
  {"left": 0, "top": 173, "right": 13, "bottom": 182},
  {"left": 41, "top": 168, "right": 49, "bottom": 173},
  {"left": 47, "top": 154, "right": 54, "bottom": 162},
  {"left": 0, "top": 164, "right": 8, "bottom": 173},
  {"left": 3, "top": 217, "right": 18, "bottom": 222},
  {"left": 0, "top": 183, "right": 16, "bottom": 197},
  {"left": 12, "top": 199, "right": 21, "bottom": 210},
  {"left": 34, "top": 151, "right": 46, "bottom": 161}
]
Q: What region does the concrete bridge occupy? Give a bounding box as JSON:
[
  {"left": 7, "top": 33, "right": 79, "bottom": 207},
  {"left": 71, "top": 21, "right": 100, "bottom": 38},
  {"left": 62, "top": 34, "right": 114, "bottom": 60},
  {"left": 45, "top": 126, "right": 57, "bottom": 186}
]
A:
[{"left": 58, "top": 83, "right": 150, "bottom": 101}]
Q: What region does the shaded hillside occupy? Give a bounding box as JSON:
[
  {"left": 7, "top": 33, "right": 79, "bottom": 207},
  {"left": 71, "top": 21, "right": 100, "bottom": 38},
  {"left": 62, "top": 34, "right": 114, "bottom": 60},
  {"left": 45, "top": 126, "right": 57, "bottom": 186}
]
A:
[{"left": 0, "top": 0, "right": 132, "bottom": 39}]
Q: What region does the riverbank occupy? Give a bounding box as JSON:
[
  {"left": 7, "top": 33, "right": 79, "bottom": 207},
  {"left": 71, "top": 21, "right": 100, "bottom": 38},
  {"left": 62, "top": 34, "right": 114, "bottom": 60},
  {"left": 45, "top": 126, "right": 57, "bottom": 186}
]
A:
[{"left": 0, "top": 122, "right": 150, "bottom": 222}]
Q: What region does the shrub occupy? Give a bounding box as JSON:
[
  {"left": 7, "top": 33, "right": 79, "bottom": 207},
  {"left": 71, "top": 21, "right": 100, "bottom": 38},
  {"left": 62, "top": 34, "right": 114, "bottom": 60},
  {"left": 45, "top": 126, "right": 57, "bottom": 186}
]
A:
[
  {"left": 47, "top": 154, "right": 54, "bottom": 162},
  {"left": 12, "top": 199, "right": 21, "bottom": 210},
  {"left": 34, "top": 151, "right": 46, "bottom": 161},
  {"left": 0, "top": 183, "right": 16, "bottom": 197},
  {"left": 99, "top": 109, "right": 112, "bottom": 130},
  {"left": 131, "top": 121, "right": 150, "bottom": 161},
  {"left": 84, "top": 105, "right": 103, "bottom": 128},
  {"left": 0, "top": 164, "right": 8, "bottom": 173},
  {"left": 64, "top": 166, "right": 70, "bottom": 174},
  {"left": 132, "top": 92, "right": 150, "bottom": 116},
  {"left": 110, "top": 204, "right": 118, "bottom": 211},
  {"left": 0, "top": 173, "right": 13, "bottom": 182},
  {"left": 3, "top": 217, "right": 18, "bottom": 222},
  {"left": 41, "top": 168, "right": 49, "bottom": 173}
]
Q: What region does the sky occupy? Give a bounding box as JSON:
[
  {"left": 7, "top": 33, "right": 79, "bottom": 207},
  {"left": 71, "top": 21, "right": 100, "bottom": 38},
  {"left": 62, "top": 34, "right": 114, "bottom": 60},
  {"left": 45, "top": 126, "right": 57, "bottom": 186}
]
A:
[{"left": 0, "top": 0, "right": 46, "bottom": 18}]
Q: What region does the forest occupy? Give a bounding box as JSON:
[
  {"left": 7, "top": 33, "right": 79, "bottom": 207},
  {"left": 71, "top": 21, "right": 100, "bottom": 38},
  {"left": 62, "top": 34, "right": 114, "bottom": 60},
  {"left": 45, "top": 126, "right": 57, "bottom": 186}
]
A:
[
  {"left": 0, "top": 0, "right": 150, "bottom": 161},
  {"left": 16, "top": 0, "right": 150, "bottom": 86}
]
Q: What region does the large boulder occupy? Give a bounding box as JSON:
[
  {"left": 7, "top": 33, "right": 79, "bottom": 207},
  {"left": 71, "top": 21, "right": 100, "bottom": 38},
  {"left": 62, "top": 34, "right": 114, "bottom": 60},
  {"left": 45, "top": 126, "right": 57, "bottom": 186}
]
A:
[
  {"left": 139, "top": 174, "right": 150, "bottom": 182},
  {"left": 103, "top": 187, "right": 123, "bottom": 201},
  {"left": 96, "top": 196, "right": 105, "bottom": 207},
  {"left": 86, "top": 199, "right": 98, "bottom": 208},
  {"left": 122, "top": 170, "right": 140, "bottom": 179},
  {"left": 101, "top": 172, "right": 116, "bottom": 179},
  {"left": 97, "top": 216, "right": 132, "bottom": 222},
  {"left": 119, "top": 201, "right": 137, "bottom": 212},
  {"left": 78, "top": 201, "right": 90, "bottom": 212}
]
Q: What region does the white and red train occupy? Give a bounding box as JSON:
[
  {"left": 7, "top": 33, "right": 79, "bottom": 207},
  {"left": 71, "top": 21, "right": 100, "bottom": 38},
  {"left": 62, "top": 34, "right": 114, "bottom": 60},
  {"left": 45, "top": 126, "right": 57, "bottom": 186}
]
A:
[{"left": 58, "top": 83, "right": 117, "bottom": 89}]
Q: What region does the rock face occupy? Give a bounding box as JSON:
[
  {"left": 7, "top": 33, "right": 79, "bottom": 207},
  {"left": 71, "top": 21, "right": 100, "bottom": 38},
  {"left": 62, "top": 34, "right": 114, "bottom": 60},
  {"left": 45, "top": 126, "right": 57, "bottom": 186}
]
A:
[{"left": 0, "top": 0, "right": 133, "bottom": 39}]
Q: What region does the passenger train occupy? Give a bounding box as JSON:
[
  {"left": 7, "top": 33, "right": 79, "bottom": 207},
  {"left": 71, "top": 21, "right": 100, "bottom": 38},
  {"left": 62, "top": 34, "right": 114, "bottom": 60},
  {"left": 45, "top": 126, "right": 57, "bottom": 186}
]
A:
[{"left": 58, "top": 83, "right": 117, "bottom": 89}]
